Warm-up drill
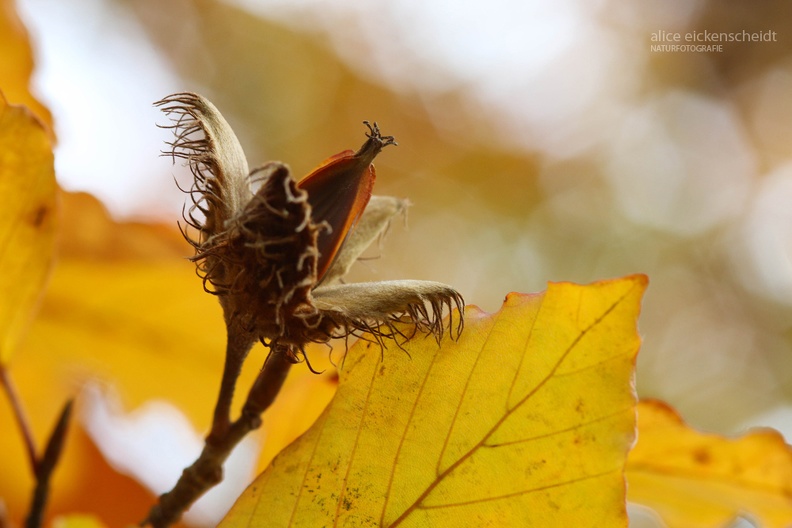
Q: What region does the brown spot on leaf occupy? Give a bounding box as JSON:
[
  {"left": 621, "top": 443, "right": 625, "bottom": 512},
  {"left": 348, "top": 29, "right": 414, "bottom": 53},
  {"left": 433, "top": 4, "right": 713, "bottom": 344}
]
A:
[
  {"left": 693, "top": 447, "right": 711, "bottom": 465},
  {"left": 31, "top": 205, "right": 48, "bottom": 228}
]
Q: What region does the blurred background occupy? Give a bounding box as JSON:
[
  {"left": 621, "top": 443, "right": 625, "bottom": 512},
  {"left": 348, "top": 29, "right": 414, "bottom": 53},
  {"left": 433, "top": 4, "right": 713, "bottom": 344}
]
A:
[{"left": 5, "top": 0, "right": 792, "bottom": 525}]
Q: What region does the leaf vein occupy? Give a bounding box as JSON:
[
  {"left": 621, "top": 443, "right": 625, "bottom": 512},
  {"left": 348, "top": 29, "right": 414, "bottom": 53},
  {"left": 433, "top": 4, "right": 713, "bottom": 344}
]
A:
[
  {"left": 286, "top": 410, "right": 331, "bottom": 526},
  {"left": 333, "top": 346, "right": 382, "bottom": 526},
  {"left": 380, "top": 338, "right": 445, "bottom": 525},
  {"left": 553, "top": 350, "right": 634, "bottom": 378},
  {"left": 435, "top": 310, "right": 502, "bottom": 476},
  {"left": 507, "top": 302, "right": 541, "bottom": 413},
  {"left": 483, "top": 407, "right": 632, "bottom": 448},
  {"left": 417, "top": 468, "right": 619, "bottom": 510}
]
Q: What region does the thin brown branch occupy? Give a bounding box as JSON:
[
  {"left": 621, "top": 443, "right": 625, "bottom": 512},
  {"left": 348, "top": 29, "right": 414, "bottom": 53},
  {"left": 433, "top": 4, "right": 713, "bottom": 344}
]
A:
[
  {"left": 142, "top": 346, "right": 293, "bottom": 528},
  {"left": 242, "top": 344, "right": 294, "bottom": 417},
  {"left": 26, "top": 400, "right": 73, "bottom": 528},
  {"left": 1, "top": 366, "right": 73, "bottom": 527},
  {"left": 0, "top": 364, "right": 38, "bottom": 475},
  {"left": 208, "top": 331, "right": 256, "bottom": 443}
]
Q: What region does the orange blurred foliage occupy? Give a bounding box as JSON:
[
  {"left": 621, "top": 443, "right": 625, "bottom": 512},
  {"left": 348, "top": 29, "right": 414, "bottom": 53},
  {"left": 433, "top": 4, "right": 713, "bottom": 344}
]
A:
[{"left": 628, "top": 400, "right": 792, "bottom": 528}]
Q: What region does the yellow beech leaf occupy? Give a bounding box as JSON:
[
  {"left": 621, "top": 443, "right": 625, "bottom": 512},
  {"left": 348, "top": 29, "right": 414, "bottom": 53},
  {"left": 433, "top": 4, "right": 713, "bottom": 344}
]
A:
[
  {"left": 0, "top": 91, "right": 57, "bottom": 363},
  {"left": 627, "top": 400, "right": 792, "bottom": 528},
  {"left": 221, "top": 275, "right": 647, "bottom": 527},
  {"left": 0, "top": 0, "right": 54, "bottom": 132}
]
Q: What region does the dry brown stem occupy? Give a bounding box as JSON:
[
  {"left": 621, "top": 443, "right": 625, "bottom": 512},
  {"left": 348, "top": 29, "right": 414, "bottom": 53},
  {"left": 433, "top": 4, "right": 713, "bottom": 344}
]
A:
[{"left": 142, "top": 347, "right": 292, "bottom": 528}]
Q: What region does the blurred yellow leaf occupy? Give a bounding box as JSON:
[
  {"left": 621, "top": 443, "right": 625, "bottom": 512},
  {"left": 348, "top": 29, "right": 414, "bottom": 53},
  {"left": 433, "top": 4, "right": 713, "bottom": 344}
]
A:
[
  {"left": 0, "top": 0, "right": 54, "bottom": 132},
  {"left": 627, "top": 400, "right": 792, "bottom": 528},
  {"left": 0, "top": 192, "right": 243, "bottom": 522},
  {"left": 12, "top": 192, "right": 231, "bottom": 430},
  {"left": 52, "top": 514, "right": 108, "bottom": 528},
  {"left": 0, "top": 191, "right": 334, "bottom": 524},
  {"left": 221, "top": 275, "right": 647, "bottom": 527},
  {"left": 0, "top": 91, "right": 56, "bottom": 363}
]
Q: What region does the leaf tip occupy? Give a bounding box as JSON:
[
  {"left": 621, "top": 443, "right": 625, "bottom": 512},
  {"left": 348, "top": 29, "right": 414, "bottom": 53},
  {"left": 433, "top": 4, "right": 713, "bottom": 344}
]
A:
[{"left": 628, "top": 273, "right": 650, "bottom": 290}]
